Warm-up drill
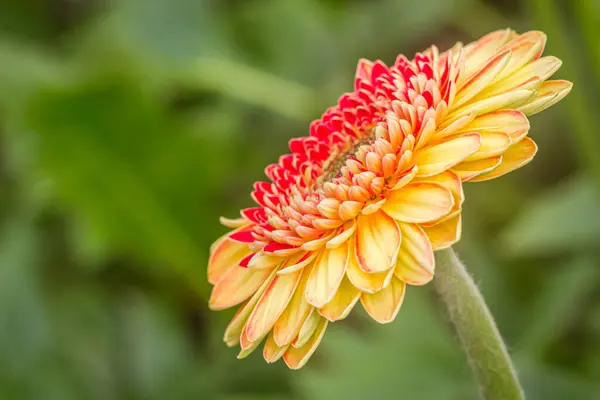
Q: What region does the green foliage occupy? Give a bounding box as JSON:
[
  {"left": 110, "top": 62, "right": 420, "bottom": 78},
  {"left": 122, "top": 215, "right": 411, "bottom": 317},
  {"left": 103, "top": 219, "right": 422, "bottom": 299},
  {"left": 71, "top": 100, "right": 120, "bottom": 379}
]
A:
[{"left": 1, "top": 0, "right": 600, "bottom": 399}]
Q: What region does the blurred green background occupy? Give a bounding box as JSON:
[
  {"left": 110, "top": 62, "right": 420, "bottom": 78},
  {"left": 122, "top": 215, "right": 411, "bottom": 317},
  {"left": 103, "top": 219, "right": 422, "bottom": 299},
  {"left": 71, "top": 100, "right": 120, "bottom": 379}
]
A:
[{"left": 0, "top": 0, "right": 599, "bottom": 399}]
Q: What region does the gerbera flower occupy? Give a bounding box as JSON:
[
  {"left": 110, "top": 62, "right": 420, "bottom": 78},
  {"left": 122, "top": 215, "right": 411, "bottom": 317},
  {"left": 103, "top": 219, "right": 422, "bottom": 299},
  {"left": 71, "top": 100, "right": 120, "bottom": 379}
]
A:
[{"left": 207, "top": 29, "right": 572, "bottom": 369}]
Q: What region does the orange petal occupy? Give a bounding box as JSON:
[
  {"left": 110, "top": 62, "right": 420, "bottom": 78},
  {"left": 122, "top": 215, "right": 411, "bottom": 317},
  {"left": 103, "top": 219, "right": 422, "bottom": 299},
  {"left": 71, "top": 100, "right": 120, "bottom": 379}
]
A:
[
  {"left": 469, "top": 137, "right": 538, "bottom": 182},
  {"left": 457, "top": 110, "right": 529, "bottom": 142},
  {"left": 346, "top": 237, "right": 394, "bottom": 293},
  {"left": 360, "top": 277, "right": 406, "bottom": 323},
  {"left": 263, "top": 332, "right": 288, "bottom": 363},
  {"left": 273, "top": 267, "right": 312, "bottom": 346},
  {"left": 305, "top": 242, "right": 349, "bottom": 308},
  {"left": 355, "top": 210, "right": 401, "bottom": 273},
  {"left": 394, "top": 223, "right": 434, "bottom": 285},
  {"left": 209, "top": 265, "right": 274, "bottom": 310},
  {"left": 293, "top": 309, "right": 321, "bottom": 348},
  {"left": 382, "top": 182, "right": 454, "bottom": 223},
  {"left": 414, "top": 133, "right": 482, "bottom": 177},
  {"left": 237, "top": 331, "right": 262, "bottom": 359},
  {"left": 283, "top": 317, "right": 328, "bottom": 370},
  {"left": 422, "top": 214, "right": 462, "bottom": 250},
  {"left": 318, "top": 277, "right": 361, "bottom": 321},
  {"left": 243, "top": 267, "right": 304, "bottom": 342},
  {"left": 208, "top": 232, "right": 251, "bottom": 284},
  {"left": 452, "top": 156, "right": 503, "bottom": 181},
  {"left": 463, "top": 131, "right": 511, "bottom": 162}
]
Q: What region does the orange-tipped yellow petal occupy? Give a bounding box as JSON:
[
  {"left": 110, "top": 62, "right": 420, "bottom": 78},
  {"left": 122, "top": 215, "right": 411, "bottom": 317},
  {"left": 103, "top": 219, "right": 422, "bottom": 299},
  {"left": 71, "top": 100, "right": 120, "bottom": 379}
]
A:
[
  {"left": 209, "top": 266, "right": 274, "bottom": 311},
  {"left": 457, "top": 110, "right": 529, "bottom": 143},
  {"left": 263, "top": 332, "right": 288, "bottom": 363},
  {"left": 244, "top": 267, "right": 303, "bottom": 342},
  {"left": 293, "top": 309, "right": 321, "bottom": 348},
  {"left": 463, "top": 131, "right": 511, "bottom": 162},
  {"left": 283, "top": 317, "right": 328, "bottom": 370},
  {"left": 360, "top": 277, "right": 406, "bottom": 324},
  {"left": 455, "top": 50, "right": 512, "bottom": 108},
  {"left": 273, "top": 268, "right": 312, "bottom": 346},
  {"left": 394, "top": 223, "right": 434, "bottom": 285},
  {"left": 414, "top": 133, "right": 482, "bottom": 177},
  {"left": 462, "top": 28, "right": 515, "bottom": 79},
  {"left": 422, "top": 214, "right": 462, "bottom": 250},
  {"left": 346, "top": 237, "right": 394, "bottom": 293},
  {"left": 493, "top": 31, "right": 546, "bottom": 82},
  {"left": 518, "top": 80, "right": 573, "bottom": 116},
  {"left": 382, "top": 182, "right": 454, "bottom": 223},
  {"left": 452, "top": 156, "right": 503, "bottom": 181},
  {"left": 318, "top": 277, "right": 361, "bottom": 321},
  {"left": 305, "top": 242, "right": 349, "bottom": 308},
  {"left": 355, "top": 211, "right": 401, "bottom": 273},
  {"left": 415, "top": 170, "right": 464, "bottom": 214},
  {"left": 208, "top": 233, "right": 251, "bottom": 285},
  {"left": 470, "top": 137, "right": 538, "bottom": 182},
  {"left": 447, "top": 89, "right": 534, "bottom": 122}
]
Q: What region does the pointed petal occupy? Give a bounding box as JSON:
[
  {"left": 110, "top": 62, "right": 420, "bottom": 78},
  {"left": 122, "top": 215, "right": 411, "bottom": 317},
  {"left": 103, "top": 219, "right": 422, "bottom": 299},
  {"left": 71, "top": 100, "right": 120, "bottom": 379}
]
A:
[
  {"left": 244, "top": 267, "right": 304, "bottom": 342},
  {"left": 452, "top": 156, "right": 503, "bottom": 181},
  {"left": 455, "top": 50, "right": 511, "bottom": 108},
  {"left": 493, "top": 31, "right": 546, "bottom": 82},
  {"left": 470, "top": 137, "right": 538, "bottom": 182},
  {"left": 273, "top": 267, "right": 312, "bottom": 346},
  {"left": 208, "top": 232, "right": 251, "bottom": 284},
  {"left": 346, "top": 237, "right": 394, "bottom": 293},
  {"left": 447, "top": 89, "right": 534, "bottom": 122},
  {"left": 277, "top": 251, "right": 316, "bottom": 275},
  {"left": 457, "top": 110, "right": 529, "bottom": 142},
  {"left": 263, "top": 332, "right": 288, "bottom": 363},
  {"left": 360, "top": 278, "right": 406, "bottom": 323},
  {"left": 463, "top": 131, "right": 511, "bottom": 162},
  {"left": 223, "top": 269, "right": 277, "bottom": 345},
  {"left": 318, "top": 277, "right": 361, "bottom": 321},
  {"left": 382, "top": 182, "right": 454, "bottom": 223},
  {"left": 237, "top": 333, "right": 262, "bottom": 359},
  {"left": 414, "top": 133, "right": 482, "bottom": 177},
  {"left": 462, "top": 29, "right": 514, "bottom": 79},
  {"left": 518, "top": 80, "right": 572, "bottom": 116},
  {"left": 305, "top": 242, "right": 349, "bottom": 308},
  {"left": 247, "top": 250, "right": 282, "bottom": 269},
  {"left": 355, "top": 211, "right": 401, "bottom": 273},
  {"left": 283, "top": 318, "right": 328, "bottom": 370},
  {"left": 326, "top": 220, "right": 356, "bottom": 249},
  {"left": 293, "top": 309, "right": 321, "bottom": 348},
  {"left": 394, "top": 223, "right": 434, "bottom": 285},
  {"left": 209, "top": 265, "right": 274, "bottom": 310},
  {"left": 423, "top": 214, "right": 462, "bottom": 250},
  {"left": 220, "top": 216, "right": 250, "bottom": 228}
]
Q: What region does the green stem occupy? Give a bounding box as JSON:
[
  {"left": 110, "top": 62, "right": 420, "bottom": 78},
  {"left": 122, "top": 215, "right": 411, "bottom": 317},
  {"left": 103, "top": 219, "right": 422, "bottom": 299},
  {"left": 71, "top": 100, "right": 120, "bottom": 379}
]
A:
[{"left": 433, "top": 248, "right": 525, "bottom": 400}]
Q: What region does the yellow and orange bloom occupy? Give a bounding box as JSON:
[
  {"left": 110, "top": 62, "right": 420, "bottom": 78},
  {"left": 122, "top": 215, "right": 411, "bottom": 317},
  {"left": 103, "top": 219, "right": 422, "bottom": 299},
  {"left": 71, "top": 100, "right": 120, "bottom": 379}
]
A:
[{"left": 207, "top": 29, "right": 572, "bottom": 369}]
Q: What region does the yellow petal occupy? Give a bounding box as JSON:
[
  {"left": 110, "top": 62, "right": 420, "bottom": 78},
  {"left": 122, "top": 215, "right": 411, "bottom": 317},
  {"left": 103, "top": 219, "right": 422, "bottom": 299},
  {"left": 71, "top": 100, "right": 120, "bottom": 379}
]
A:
[
  {"left": 394, "top": 223, "right": 434, "bottom": 285},
  {"left": 355, "top": 211, "right": 401, "bottom": 273},
  {"left": 247, "top": 250, "right": 282, "bottom": 269},
  {"left": 463, "top": 131, "right": 511, "bottom": 162},
  {"left": 414, "top": 133, "right": 481, "bottom": 177},
  {"left": 326, "top": 220, "right": 356, "bottom": 249},
  {"left": 208, "top": 233, "right": 251, "bottom": 284},
  {"left": 237, "top": 332, "right": 262, "bottom": 359},
  {"left": 305, "top": 242, "right": 348, "bottom": 308},
  {"left": 244, "top": 267, "right": 304, "bottom": 342},
  {"left": 382, "top": 182, "right": 454, "bottom": 223},
  {"left": 457, "top": 110, "right": 529, "bottom": 143},
  {"left": 423, "top": 214, "right": 462, "bottom": 250},
  {"left": 447, "top": 89, "right": 534, "bottom": 122},
  {"left": 470, "top": 137, "right": 538, "bottom": 182},
  {"left": 220, "top": 216, "right": 250, "bottom": 228},
  {"left": 273, "top": 267, "right": 312, "bottom": 346},
  {"left": 480, "top": 56, "right": 561, "bottom": 98},
  {"left": 318, "top": 277, "right": 361, "bottom": 321},
  {"left": 518, "top": 80, "right": 572, "bottom": 116},
  {"left": 283, "top": 317, "right": 328, "bottom": 370},
  {"left": 360, "top": 277, "right": 406, "bottom": 324},
  {"left": 223, "top": 269, "right": 277, "bottom": 345},
  {"left": 462, "top": 28, "right": 514, "bottom": 79},
  {"left": 263, "top": 332, "right": 288, "bottom": 363},
  {"left": 415, "top": 170, "right": 464, "bottom": 208},
  {"left": 277, "top": 251, "right": 316, "bottom": 275},
  {"left": 493, "top": 31, "right": 546, "bottom": 83},
  {"left": 209, "top": 265, "right": 273, "bottom": 310},
  {"left": 452, "top": 156, "right": 503, "bottom": 181},
  {"left": 455, "top": 50, "right": 511, "bottom": 108},
  {"left": 346, "top": 237, "right": 394, "bottom": 293},
  {"left": 293, "top": 309, "right": 321, "bottom": 348}
]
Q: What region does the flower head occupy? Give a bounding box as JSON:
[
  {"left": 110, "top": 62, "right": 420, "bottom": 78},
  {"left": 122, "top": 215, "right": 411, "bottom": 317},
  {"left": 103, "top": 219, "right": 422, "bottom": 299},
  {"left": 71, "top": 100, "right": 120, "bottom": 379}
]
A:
[{"left": 207, "top": 29, "right": 572, "bottom": 369}]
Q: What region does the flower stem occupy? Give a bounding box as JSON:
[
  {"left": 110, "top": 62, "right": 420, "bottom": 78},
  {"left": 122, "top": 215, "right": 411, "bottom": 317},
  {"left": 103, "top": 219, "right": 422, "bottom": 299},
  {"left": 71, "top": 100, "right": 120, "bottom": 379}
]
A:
[{"left": 433, "top": 247, "right": 525, "bottom": 400}]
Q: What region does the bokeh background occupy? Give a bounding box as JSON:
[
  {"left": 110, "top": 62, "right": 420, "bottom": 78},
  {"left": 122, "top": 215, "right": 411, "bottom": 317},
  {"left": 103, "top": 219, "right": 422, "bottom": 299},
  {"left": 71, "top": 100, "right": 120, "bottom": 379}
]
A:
[{"left": 1, "top": 0, "right": 599, "bottom": 399}]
